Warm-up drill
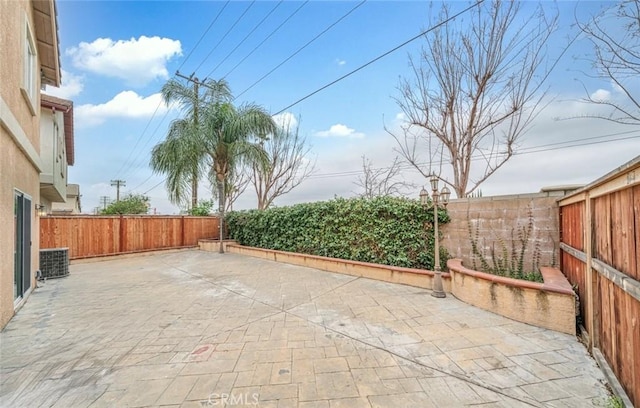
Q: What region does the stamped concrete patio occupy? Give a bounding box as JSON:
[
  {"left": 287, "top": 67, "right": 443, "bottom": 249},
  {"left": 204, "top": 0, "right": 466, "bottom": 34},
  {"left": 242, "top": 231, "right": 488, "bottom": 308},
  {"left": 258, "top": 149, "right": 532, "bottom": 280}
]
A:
[{"left": 1, "top": 250, "right": 610, "bottom": 407}]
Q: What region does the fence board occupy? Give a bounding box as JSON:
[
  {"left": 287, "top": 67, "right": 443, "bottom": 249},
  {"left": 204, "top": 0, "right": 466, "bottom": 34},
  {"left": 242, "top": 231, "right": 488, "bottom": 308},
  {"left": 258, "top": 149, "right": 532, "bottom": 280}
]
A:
[
  {"left": 40, "top": 216, "right": 219, "bottom": 259},
  {"left": 561, "top": 202, "right": 584, "bottom": 251},
  {"left": 610, "top": 189, "right": 637, "bottom": 279},
  {"left": 593, "top": 195, "right": 613, "bottom": 266}
]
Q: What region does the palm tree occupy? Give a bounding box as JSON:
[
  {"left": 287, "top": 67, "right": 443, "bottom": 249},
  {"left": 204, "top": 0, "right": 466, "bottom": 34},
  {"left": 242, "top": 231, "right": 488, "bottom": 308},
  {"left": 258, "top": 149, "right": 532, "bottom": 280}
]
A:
[
  {"left": 151, "top": 78, "right": 231, "bottom": 210},
  {"left": 150, "top": 119, "right": 205, "bottom": 207},
  {"left": 200, "top": 101, "right": 277, "bottom": 252}
]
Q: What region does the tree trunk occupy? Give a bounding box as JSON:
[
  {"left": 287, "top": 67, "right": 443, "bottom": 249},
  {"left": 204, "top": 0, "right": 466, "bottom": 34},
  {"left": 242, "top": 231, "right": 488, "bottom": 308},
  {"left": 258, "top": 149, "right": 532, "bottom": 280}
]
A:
[
  {"left": 217, "top": 177, "right": 225, "bottom": 254},
  {"left": 191, "top": 172, "right": 198, "bottom": 211}
]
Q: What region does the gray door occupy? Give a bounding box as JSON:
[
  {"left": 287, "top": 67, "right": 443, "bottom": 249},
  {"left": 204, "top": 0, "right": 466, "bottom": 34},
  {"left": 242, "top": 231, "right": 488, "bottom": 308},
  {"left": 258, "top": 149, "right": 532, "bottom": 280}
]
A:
[{"left": 14, "top": 192, "right": 31, "bottom": 300}]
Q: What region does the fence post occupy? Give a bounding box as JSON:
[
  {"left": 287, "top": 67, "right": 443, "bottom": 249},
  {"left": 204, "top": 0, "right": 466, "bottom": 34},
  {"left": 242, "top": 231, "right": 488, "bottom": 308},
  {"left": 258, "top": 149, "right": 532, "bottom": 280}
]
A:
[
  {"left": 181, "top": 216, "right": 185, "bottom": 247},
  {"left": 584, "top": 193, "right": 596, "bottom": 351},
  {"left": 119, "top": 215, "right": 126, "bottom": 253}
]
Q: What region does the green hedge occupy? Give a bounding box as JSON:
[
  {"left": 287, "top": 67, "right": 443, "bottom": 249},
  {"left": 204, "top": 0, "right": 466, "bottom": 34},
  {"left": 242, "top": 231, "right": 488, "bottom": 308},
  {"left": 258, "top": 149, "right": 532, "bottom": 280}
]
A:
[{"left": 226, "top": 196, "right": 449, "bottom": 270}]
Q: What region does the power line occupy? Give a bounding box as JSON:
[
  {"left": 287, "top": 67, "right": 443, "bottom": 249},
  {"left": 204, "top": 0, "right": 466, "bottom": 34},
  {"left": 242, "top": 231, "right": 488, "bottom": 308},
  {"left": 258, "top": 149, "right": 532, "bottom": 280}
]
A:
[
  {"left": 121, "top": 0, "right": 457, "bottom": 189},
  {"left": 117, "top": 2, "right": 312, "bottom": 184},
  {"left": 176, "top": 1, "right": 231, "bottom": 73},
  {"left": 274, "top": 0, "right": 485, "bottom": 115},
  {"left": 235, "top": 0, "right": 367, "bottom": 100},
  {"left": 222, "top": 1, "right": 309, "bottom": 80},
  {"left": 192, "top": 0, "right": 257, "bottom": 75},
  {"left": 204, "top": 1, "right": 284, "bottom": 79},
  {"left": 129, "top": 173, "right": 155, "bottom": 193},
  {"left": 116, "top": 100, "right": 177, "bottom": 179},
  {"left": 135, "top": 130, "right": 640, "bottom": 194},
  {"left": 113, "top": 100, "right": 164, "bottom": 179},
  {"left": 114, "top": 3, "right": 231, "bottom": 180},
  {"left": 305, "top": 131, "right": 640, "bottom": 180},
  {"left": 143, "top": 179, "right": 166, "bottom": 195}
]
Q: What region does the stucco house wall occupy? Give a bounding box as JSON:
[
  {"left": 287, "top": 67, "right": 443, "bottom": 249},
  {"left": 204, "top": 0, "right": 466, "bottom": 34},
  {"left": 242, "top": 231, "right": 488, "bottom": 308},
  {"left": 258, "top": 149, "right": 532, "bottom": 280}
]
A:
[
  {"left": 40, "top": 94, "right": 74, "bottom": 212},
  {"left": 0, "top": 0, "right": 61, "bottom": 329}
]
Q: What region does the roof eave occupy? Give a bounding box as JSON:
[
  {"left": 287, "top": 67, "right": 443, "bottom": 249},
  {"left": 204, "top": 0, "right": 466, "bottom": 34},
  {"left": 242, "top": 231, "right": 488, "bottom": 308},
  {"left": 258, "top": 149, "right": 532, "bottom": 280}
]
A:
[{"left": 32, "top": 0, "right": 61, "bottom": 87}]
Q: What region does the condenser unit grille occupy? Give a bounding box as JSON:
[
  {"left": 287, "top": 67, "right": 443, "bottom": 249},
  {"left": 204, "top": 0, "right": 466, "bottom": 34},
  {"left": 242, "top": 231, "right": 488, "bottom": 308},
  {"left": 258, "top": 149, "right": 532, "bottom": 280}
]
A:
[{"left": 40, "top": 248, "right": 69, "bottom": 279}]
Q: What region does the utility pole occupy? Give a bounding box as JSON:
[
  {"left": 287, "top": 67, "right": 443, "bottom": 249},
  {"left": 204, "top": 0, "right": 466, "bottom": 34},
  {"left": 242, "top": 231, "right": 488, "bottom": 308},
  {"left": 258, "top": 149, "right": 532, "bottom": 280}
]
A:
[
  {"left": 176, "top": 71, "right": 220, "bottom": 211},
  {"left": 110, "top": 179, "right": 126, "bottom": 202},
  {"left": 99, "top": 196, "right": 110, "bottom": 210},
  {"left": 177, "top": 72, "right": 199, "bottom": 211}
]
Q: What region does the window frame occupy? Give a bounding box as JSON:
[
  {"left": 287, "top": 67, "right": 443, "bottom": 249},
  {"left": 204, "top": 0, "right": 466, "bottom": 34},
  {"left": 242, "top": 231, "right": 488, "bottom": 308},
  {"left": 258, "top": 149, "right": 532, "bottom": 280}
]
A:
[{"left": 21, "top": 15, "right": 38, "bottom": 115}]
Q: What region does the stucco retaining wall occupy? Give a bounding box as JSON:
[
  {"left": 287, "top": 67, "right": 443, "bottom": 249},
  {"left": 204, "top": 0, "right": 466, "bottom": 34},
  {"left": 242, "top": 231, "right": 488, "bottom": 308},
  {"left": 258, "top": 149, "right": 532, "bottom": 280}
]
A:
[
  {"left": 200, "top": 242, "right": 576, "bottom": 334},
  {"left": 447, "top": 259, "right": 576, "bottom": 335}
]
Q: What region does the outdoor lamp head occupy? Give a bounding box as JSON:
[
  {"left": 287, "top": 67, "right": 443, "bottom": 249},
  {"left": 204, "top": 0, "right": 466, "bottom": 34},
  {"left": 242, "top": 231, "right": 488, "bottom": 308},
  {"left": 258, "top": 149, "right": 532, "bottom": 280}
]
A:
[
  {"left": 429, "top": 174, "right": 439, "bottom": 192},
  {"left": 419, "top": 187, "right": 429, "bottom": 206},
  {"left": 441, "top": 185, "right": 451, "bottom": 205}
]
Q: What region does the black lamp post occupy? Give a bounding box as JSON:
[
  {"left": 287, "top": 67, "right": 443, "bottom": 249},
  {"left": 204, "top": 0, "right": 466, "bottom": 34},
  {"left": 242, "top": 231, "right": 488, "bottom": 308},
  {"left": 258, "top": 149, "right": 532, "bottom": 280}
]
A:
[{"left": 420, "top": 174, "right": 451, "bottom": 298}]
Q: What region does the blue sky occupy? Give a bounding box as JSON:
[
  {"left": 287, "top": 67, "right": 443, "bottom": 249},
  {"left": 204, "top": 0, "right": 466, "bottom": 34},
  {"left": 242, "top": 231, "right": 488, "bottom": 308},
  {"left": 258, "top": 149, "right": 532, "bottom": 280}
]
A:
[{"left": 45, "top": 1, "right": 639, "bottom": 214}]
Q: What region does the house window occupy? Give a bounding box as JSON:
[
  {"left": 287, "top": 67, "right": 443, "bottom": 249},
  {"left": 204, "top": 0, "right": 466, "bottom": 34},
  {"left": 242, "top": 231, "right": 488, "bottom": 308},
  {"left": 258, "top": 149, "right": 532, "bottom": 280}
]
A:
[
  {"left": 54, "top": 122, "right": 59, "bottom": 163},
  {"left": 22, "top": 17, "right": 37, "bottom": 114}
]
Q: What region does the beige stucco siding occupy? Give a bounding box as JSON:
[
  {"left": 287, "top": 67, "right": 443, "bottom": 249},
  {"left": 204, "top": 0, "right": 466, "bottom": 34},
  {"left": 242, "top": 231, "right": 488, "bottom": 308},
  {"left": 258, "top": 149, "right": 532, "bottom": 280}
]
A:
[
  {"left": 0, "top": 0, "right": 47, "bottom": 329},
  {"left": 0, "top": 0, "right": 41, "bottom": 148},
  {"left": 0, "top": 129, "right": 41, "bottom": 329}
]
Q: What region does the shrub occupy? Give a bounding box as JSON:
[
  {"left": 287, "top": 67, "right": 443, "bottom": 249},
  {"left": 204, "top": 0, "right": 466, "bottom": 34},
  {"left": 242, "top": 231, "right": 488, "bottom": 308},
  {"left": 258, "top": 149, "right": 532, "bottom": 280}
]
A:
[
  {"left": 188, "top": 200, "right": 214, "bottom": 216},
  {"left": 226, "top": 196, "right": 449, "bottom": 270},
  {"left": 101, "top": 194, "right": 149, "bottom": 215}
]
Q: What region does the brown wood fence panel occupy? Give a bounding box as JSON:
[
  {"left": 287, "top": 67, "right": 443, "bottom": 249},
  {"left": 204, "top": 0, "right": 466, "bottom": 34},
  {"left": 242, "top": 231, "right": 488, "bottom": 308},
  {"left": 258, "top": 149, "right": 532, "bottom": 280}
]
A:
[
  {"left": 40, "top": 216, "right": 219, "bottom": 259},
  {"left": 560, "top": 201, "right": 584, "bottom": 251},
  {"left": 597, "top": 275, "right": 640, "bottom": 406},
  {"left": 558, "top": 157, "right": 640, "bottom": 406},
  {"left": 183, "top": 216, "right": 220, "bottom": 246},
  {"left": 40, "top": 217, "right": 120, "bottom": 258}
]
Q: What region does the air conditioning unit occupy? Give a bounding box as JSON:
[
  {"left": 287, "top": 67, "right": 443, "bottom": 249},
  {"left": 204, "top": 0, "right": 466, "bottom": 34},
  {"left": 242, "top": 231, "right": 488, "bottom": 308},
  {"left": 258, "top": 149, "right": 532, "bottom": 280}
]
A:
[{"left": 40, "top": 248, "right": 69, "bottom": 279}]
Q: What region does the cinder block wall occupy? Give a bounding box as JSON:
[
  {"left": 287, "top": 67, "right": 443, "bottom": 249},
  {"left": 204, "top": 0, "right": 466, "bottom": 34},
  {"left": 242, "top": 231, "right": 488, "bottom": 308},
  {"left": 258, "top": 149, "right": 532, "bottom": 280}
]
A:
[{"left": 441, "top": 190, "right": 568, "bottom": 272}]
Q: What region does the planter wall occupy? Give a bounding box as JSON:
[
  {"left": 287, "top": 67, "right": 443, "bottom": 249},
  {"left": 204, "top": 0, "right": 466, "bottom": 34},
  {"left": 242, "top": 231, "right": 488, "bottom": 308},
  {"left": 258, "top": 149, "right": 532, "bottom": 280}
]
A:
[
  {"left": 199, "top": 242, "right": 576, "bottom": 335},
  {"left": 447, "top": 259, "right": 576, "bottom": 335},
  {"left": 219, "top": 243, "right": 451, "bottom": 292}
]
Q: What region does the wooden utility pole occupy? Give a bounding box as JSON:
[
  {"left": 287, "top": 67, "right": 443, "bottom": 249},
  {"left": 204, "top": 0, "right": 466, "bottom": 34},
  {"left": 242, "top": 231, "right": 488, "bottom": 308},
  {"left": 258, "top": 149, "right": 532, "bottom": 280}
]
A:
[
  {"left": 99, "top": 196, "right": 110, "bottom": 210},
  {"left": 176, "top": 71, "right": 201, "bottom": 211},
  {"left": 110, "top": 179, "right": 126, "bottom": 202}
]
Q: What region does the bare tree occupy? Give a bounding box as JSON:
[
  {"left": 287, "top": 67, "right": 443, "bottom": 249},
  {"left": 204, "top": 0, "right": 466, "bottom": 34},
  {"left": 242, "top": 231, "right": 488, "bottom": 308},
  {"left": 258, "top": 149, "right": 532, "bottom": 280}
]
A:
[
  {"left": 354, "top": 156, "right": 414, "bottom": 199},
  {"left": 250, "top": 116, "right": 315, "bottom": 210},
  {"left": 389, "top": 1, "right": 557, "bottom": 198},
  {"left": 578, "top": 0, "right": 640, "bottom": 124}
]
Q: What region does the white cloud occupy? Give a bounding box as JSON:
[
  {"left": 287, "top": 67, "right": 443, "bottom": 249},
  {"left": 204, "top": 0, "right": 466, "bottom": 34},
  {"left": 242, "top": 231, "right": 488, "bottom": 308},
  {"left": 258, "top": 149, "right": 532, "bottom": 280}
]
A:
[
  {"left": 272, "top": 112, "right": 298, "bottom": 130},
  {"left": 336, "top": 59, "right": 346, "bottom": 66},
  {"left": 590, "top": 89, "right": 611, "bottom": 101},
  {"left": 75, "top": 91, "right": 171, "bottom": 127},
  {"left": 43, "top": 70, "right": 84, "bottom": 99},
  {"left": 315, "top": 124, "right": 365, "bottom": 139},
  {"left": 67, "top": 36, "right": 182, "bottom": 86}
]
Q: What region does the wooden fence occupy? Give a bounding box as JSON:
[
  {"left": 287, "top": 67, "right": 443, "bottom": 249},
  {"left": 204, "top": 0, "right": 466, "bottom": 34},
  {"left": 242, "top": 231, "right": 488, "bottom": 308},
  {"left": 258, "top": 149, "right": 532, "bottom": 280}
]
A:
[
  {"left": 559, "top": 156, "right": 640, "bottom": 407},
  {"left": 40, "top": 215, "right": 220, "bottom": 259}
]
